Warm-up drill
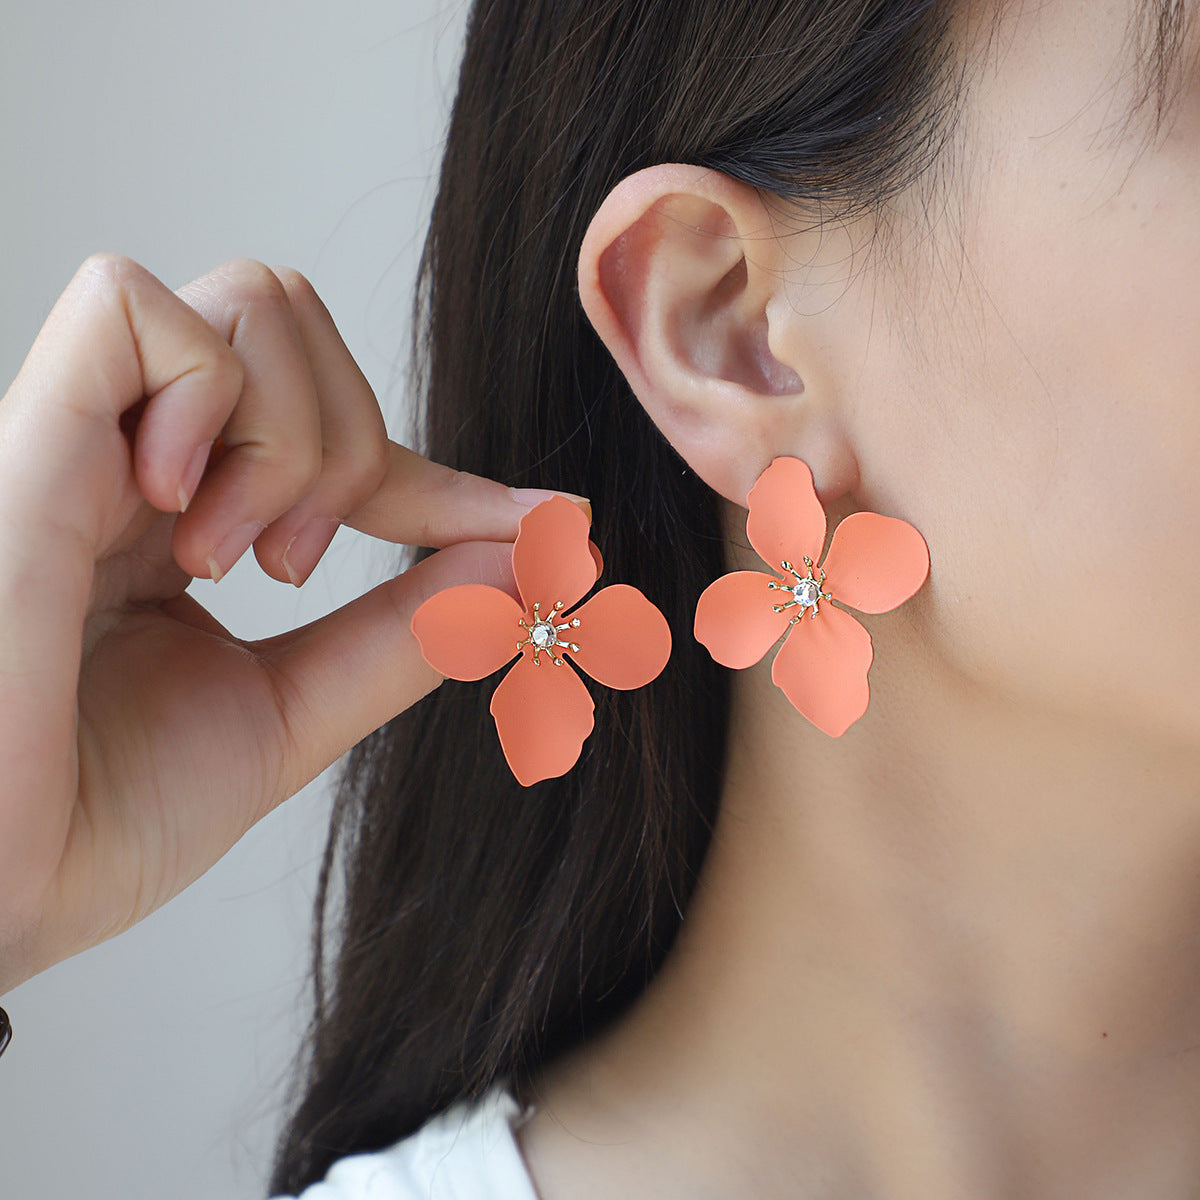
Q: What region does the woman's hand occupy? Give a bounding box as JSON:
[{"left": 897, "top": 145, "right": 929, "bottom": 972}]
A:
[{"left": 0, "top": 253, "right": 583, "bottom": 994}]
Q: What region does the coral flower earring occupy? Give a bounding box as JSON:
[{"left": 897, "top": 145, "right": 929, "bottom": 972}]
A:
[
  {"left": 694, "top": 456, "right": 929, "bottom": 737},
  {"left": 411, "top": 496, "right": 671, "bottom": 786}
]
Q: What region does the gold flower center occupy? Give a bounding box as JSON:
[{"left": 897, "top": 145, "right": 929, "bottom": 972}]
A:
[
  {"left": 767, "top": 556, "right": 833, "bottom": 625},
  {"left": 517, "top": 600, "right": 582, "bottom": 666}
]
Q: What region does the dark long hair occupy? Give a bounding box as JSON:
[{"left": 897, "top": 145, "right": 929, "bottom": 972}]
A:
[{"left": 267, "top": 1, "right": 972, "bottom": 1191}]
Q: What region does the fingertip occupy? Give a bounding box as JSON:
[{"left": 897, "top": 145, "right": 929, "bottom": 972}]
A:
[{"left": 509, "top": 487, "right": 592, "bottom": 523}]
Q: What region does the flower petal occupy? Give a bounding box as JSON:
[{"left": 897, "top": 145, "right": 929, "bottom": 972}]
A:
[
  {"left": 410, "top": 583, "right": 523, "bottom": 680},
  {"left": 489, "top": 656, "right": 596, "bottom": 786},
  {"left": 745, "top": 456, "right": 827, "bottom": 573},
  {"left": 770, "top": 603, "right": 874, "bottom": 737},
  {"left": 567, "top": 584, "right": 671, "bottom": 690},
  {"left": 512, "top": 496, "right": 599, "bottom": 613},
  {"left": 820, "top": 511, "right": 930, "bottom": 614},
  {"left": 694, "top": 570, "right": 794, "bottom": 669},
  {"left": 588, "top": 539, "right": 604, "bottom": 579}
]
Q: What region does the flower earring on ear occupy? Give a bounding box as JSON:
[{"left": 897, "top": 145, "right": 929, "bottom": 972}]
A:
[
  {"left": 694, "top": 456, "right": 929, "bottom": 737},
  {"left": 411, "top": 496, "right": 671, "bottom": 786}
]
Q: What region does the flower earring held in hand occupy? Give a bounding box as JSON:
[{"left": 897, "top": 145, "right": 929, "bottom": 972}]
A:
[
  {"left": 411, "top": 496, "right": 671, "bottom": 786},
  {"left": 694, "top": 456, "right": 929, "bottom": 737}
]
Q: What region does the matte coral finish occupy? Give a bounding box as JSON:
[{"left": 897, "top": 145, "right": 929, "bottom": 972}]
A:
[
  {"left": 512, "top": 495, "right": 599, "bottom": 611},
  {"left": 411, "top": 584, "right": 523, "bottom": 680},
  {"left": 409, "top": 496, "right": 670, "bottom": 786},
  {"left": 820, "top": 511, "right": 930, "bottom": 614},
  {"left": 694, "top": 455, "right": 928, "bottom": 736},
  {"left": 770, "top": 602, "right": 874, "bottom": 736},
  {"left": 746, "top": 455, "right": 826, "bottom": 571},
  {"left": 569, "top": 584, "right": 672, "bottom": 690},
  {"left": 490, "top": 656, "right": 596, "bottom": 786},
  {"left": 694, "top": 570, "right": 793, "bottom": 669}
]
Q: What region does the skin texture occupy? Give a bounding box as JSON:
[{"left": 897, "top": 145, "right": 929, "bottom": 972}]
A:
[
  {"left": 516, "top": 1, "right": 1200, "bottom": 1197},
  {"left": 0, "top": 254, "right": 588, "bottom": 994}
]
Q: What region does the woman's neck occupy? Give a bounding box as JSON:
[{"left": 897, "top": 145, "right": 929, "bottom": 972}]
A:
[{"left": 518, "top": 610, "right": 1200, "bottom": 1200}]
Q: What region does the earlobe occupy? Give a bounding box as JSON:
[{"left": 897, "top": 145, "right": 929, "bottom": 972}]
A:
[{"left": 576, "top": 163, "right": 853, "bottom": 510}]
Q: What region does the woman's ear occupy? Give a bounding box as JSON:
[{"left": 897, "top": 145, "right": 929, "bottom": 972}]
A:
[{"left": 577, "top": 163, "right": 859, "bottom": 510}]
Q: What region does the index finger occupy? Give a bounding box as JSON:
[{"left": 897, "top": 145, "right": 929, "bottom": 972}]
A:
[
  {"left": 251, "top": 265, "right": 591, "bottom": 548},
  {"left": 342, "top": 440, "right": 592, "bottom": 548}
]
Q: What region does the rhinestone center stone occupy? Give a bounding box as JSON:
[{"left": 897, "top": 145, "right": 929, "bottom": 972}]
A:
[
  {"left": 792, "top": 578, "right": 821, "bottom": 608},
  {"left": 517, "top": 601, "right": 582, "bottom": 665},
  {"left": 529, "top": 620, "right": 557, "bottom": 649},
  {"left": 768, "top": 557, "right": 830, "bottom": 624}
]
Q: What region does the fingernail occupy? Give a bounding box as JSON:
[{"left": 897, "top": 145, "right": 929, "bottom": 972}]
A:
[
  {"left": 205, "top": 519, "right": 267, "bottom": 583},
  {"left": 509, "top": 487, "right": 591, "bottom": 518},
  {"left": 178, "top": 440, "right": 215, "bottom": 513},
  {"left": 281, "top": 517, "right": 341, "bottom": 587}
]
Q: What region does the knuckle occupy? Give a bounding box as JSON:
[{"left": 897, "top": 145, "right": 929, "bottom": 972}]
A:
[
  {"left": 321, "top": 436, "right": 390, "bottom": 512},
  {"left": 356, "top": 434, "right": 392, "bottom": 494},
  {"left": 73, "top": 253, "right": 154, "bottom": 308},
  {"left": 270, "top": 266, "right": 319, "bottom": 307},
  {"left": 212, "top": 257, "right": 290, "bottom": 311},
  {"left": 297, "top": 444, "right": 325, "bottom": 492},
  {"left": 77, "top": 251, "right": 140, "bottom": 284}
]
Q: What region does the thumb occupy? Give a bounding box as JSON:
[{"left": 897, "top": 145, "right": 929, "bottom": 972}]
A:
[{"left": 247, "top": 538, "right": 517, "bottom": 807}]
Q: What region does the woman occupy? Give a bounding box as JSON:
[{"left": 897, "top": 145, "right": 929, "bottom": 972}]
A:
[{"left": 3, "top": 0, "right": 1198, "bottom": 1195}]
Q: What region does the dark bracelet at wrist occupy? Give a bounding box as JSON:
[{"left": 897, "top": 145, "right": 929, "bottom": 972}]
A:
[{"left": 0, "top": 1006, "right": 10, "bottom": 1058}]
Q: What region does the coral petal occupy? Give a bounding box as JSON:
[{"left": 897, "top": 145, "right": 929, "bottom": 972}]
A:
[
  {"left": 490, "top": 656, "right": 595, "bottom": 786},
  {"left": 568, "top": 584, "right": 671, "bottom": 690},
  {"left": 588, "top": 539, "right": 604, "bottom": 579},
  {"left": 821, "top": 512, "right": 930, "bottom": 614},
  {"left": 770, "top": 603, "right": 874, "bottom": 737},
  {"left": 512, "top": 496, "right": 599, "bottom": 612},
  {"left": 746, "top": 456, "right": 827, "bottom": 573},
  {"left": 694, "top": 570, "right": 794, "bottom": 669},
  {"left": 411, "top": 584, "right": 523, "bottom": 680}
]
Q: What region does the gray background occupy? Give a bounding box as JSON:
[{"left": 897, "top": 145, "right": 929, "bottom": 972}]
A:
[{"left": 0, "top": 2, "right": 468, "bottom": 1196}]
